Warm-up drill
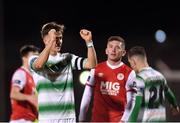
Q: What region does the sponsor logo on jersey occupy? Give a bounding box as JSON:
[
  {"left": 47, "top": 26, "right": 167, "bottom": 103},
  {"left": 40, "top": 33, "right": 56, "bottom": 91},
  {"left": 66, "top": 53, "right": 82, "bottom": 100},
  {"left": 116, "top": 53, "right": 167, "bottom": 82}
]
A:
[
  {"left": 14, "top": 80, "right": 21, "bottom": 84},
  {"left": 117, "top": 73, "right": 124, "bottom": 80},
  {"left": 87, "top": 75, "right": 91, "bottom": 82},
  {"left": 100, "top": 81, "right": 120, "bottom": 96}
]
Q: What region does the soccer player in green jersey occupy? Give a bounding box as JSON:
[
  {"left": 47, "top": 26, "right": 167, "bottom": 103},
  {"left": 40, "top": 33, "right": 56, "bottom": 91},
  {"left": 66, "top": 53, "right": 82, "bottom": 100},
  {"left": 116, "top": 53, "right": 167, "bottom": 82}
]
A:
[
  {"left": 29, "top": 22, "right": 97, "bottom": 123},
  {"left": 127, "top": 46, "right": 179, "bottom": 122}
]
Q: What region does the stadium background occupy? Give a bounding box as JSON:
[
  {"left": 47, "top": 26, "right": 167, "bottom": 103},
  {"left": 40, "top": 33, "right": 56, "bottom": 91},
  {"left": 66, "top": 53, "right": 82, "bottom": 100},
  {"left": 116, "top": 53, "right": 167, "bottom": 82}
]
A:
[{"left": 0, "top": 0, "right": 180, "bottom": 121}]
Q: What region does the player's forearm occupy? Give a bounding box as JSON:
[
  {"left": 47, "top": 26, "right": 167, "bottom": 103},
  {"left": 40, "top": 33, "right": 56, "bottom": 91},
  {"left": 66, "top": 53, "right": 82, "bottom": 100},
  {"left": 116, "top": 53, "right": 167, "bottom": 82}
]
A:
[
  {"left": 10, "top": 91, "right": 30, "bottom": 101},
  {"left": 165, "top": 87, "right": 178, "bottom": 108},
  {"left": 79, "top": 86, "right": 93, "bottom": 121},
  {"left": 33, "top": 45, "right": 51, "bottom": 70},
  {"left": 84, "top": 44, "right": 97, "bottom": 69}
]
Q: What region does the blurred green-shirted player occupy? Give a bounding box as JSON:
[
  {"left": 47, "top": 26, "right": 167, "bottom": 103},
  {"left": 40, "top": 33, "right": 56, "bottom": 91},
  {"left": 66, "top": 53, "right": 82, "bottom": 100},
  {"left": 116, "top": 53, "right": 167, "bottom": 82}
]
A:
[{"left": 127, "top": 46, "right": 179, "bottom": 122}]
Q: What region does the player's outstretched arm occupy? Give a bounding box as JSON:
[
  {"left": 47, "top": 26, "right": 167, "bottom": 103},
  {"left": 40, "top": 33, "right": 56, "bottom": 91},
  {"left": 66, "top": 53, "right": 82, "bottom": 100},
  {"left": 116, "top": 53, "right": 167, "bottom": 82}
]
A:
[{"left": 79, "top": 29, "right": 97, "bottom": 69}]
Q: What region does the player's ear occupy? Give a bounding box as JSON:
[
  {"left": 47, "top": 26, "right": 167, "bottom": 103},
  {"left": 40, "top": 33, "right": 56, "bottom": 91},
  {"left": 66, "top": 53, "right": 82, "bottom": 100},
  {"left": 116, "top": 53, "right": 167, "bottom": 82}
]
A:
[
  {"left": 132, "top": 57, "right": 137, "bottom": 66},
  {"left": 122, "top": 50, "right": 126, "bottom": 56}
]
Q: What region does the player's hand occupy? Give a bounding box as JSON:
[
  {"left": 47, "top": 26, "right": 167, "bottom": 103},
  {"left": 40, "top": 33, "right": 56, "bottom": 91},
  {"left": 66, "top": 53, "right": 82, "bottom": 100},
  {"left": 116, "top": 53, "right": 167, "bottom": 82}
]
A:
[
  {"left": 80, "top": 29, "right": 92, "bottom": 43},
  {"left": 27, "top": 95, "right": 38, "bottom": 110},
  {"left": 48, "top": 29, "right": 56, "bottom": 41},
  {"left": 170, "top": 105, "right": 180, "bottom": 115},
  {"left": 44, "top": 29, "right": 56, "bottom": 46}
]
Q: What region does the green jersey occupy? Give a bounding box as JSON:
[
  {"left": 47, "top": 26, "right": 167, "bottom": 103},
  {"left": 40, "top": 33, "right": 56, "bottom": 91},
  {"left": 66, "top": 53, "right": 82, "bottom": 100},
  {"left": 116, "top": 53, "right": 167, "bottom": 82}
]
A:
[
  {"left": 136, "top": 67, "right": 178, "bottom": 122},
  {"left": 29, "top": 53, "right": 86, "bottom": 122}
]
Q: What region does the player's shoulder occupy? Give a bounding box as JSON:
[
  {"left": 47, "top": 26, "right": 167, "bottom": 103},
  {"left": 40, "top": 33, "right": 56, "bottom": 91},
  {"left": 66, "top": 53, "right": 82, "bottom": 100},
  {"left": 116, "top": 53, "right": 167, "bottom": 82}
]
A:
[
  {"left": 13, "top": 67, "right": 26, "bottom": 77},
  {"left": 96, "top": 61, "right": 106, "bottom": 68},
  {"left": 150, "top": 67, "right": 165, "bottom": 78},
  {"left": 121, "top": 62, "right": 133, "bottom": 74},
  {"left": 122, "top": 63, "right": 132, "bottom": 70}
]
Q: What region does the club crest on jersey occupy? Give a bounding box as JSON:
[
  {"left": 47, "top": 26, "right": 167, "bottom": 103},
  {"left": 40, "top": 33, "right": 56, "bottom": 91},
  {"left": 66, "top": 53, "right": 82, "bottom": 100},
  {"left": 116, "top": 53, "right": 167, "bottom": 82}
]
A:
[
  {"left": 117, "top": 73, "right": 124, "bottom": 80},
  {"left": 98, "top": 72, "right": 104, "bottom": 77}
]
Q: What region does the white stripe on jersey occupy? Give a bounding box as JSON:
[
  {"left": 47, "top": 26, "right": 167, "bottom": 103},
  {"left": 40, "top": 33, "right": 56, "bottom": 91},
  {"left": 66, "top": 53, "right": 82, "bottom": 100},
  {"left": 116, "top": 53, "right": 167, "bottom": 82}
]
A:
[
  {"left": 77, "top": 57, "right": 83, "bottom": 70},
  {"left": 38, "top": 90, "right": 74, "bottom": 104}
]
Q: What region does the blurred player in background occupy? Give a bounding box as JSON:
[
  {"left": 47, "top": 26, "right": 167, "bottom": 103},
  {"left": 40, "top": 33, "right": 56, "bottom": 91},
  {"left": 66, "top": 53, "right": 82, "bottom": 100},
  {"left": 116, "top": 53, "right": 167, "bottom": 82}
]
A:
[
  {"left": 29, "top": 22, "right": 97, "bottom": 123},
  {"left": 127, "top": 46, "right": 179, "bottom": 122},
  {"left": 10, "top": 45, "right": 40, "bottom": 123},
  {"left": 79, "top": 36, "right": 138, "bottom": 122}
]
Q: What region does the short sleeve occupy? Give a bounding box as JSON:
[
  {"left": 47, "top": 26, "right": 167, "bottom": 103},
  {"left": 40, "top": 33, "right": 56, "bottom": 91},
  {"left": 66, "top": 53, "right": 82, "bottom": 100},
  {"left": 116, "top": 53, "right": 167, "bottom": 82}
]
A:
[
  {"left": 28, "top": 55, "right": 38, "bottom": 72},
  {"left": 135, "top": 75, "right": 145, "bottom": 96},
  {"left": 126, "top": 70, "right": 137, "bottom": 92},
  {"left": 71, "top": 54, "right": 87, "bottom": 70},
  {"left": 12, "top": 69, "right": 26, "bottom": 90}
]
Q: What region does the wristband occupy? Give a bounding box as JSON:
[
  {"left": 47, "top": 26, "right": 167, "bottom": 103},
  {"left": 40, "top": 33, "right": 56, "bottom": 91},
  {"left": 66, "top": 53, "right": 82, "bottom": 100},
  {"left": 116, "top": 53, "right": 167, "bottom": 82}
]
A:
[{"left": 86, "top": 41, "right": 94, "bottom": 48}]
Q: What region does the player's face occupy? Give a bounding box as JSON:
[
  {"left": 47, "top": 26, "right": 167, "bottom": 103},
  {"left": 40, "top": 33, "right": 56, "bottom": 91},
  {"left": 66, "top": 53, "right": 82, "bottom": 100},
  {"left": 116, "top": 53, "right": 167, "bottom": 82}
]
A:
[
  {"left": 106, "top": 40, "right": 126, "bottom": 62},
  {"left": 128, "top": 56, "right": 137, "bottom": 72},
  {"left": 43, "top": 30, "right": 63, "bottom": 54},
  {"left": 51, "top": 31, "right": 63, "bottom": 53}
]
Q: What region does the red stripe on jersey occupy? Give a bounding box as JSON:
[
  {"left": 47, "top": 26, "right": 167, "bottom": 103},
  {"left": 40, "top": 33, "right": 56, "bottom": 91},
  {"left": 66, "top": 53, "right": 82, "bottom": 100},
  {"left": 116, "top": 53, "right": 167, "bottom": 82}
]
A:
[{"left": 86, "top": 83, "right": 95, "bottom": 88}]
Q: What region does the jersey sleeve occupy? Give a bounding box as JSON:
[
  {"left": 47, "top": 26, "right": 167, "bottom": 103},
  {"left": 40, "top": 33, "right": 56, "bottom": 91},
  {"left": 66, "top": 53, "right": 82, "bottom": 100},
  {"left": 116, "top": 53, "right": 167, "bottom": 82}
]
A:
[
  {"left": 86, "top": 69, "right": 95, "bottom": 87},
  {"left": 79, "top": 69, "right": 95, "bottom": 121},
  {"left": 136, "top": 75, "right": 145, "bottom": 96},
  {"left": 126, "top": 70, "right": 137, "bottom": 93},
  {"left": 28, "top": 55, "right": 39, "bottom": 72},
  {"left": 164, "top": 78, "right": 179, "bottom": 108},
  {"left": 128, "top": 75, "right": 145, "bottom": 122},
  {"left": 121, "top": 70, "right": 139, "bottom": 122},
  {"left": 11, "top": 69, "right": 26, "bottom": 90},
  {"left": 71, "top": 54, "right": 87, "bottom": 70}
]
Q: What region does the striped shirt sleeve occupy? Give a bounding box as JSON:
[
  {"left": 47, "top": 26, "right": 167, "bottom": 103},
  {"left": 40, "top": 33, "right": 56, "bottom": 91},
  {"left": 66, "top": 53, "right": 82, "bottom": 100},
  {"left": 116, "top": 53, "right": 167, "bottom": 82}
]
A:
[
  {"left": 28, "top": 55, "right": 39, "bottom": 72},
  {"left": 121, "top": 70, "right": 138, "bottom": 122},
  {"left": 71, "top": 54, "right": 87, "bottom": 70}
]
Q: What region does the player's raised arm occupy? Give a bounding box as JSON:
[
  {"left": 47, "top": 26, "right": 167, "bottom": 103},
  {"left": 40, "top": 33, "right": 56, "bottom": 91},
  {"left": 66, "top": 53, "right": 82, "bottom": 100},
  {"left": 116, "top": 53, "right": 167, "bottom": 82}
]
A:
[
  {"left": 80, "top": 29, "right": 97, "bottom": 69},
  {"left": 33, "top": 29, "right": 56, "bottom": 70}
]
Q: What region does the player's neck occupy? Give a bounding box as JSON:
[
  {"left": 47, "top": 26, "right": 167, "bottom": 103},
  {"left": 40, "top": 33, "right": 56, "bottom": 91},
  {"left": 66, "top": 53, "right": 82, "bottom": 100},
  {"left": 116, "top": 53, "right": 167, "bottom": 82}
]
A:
[
  {"left": 50, "top": 50, "right": 58, "bottom": 56},
  {"left": 107, "top": 59, "right": 121, "bottom": 66},
  {"left": 21, "top": 64, "right": 30, "bottom": 73},
  {"left": 138, "top": 62, "right": 149, "bottom": 73}
]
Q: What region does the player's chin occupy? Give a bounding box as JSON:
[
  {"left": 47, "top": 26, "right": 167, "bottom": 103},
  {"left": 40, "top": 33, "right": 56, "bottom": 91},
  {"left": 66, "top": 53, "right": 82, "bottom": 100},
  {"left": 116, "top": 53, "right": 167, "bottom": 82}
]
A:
[{"left": 56, "top": 47, "right": 61, "bottom": 52}]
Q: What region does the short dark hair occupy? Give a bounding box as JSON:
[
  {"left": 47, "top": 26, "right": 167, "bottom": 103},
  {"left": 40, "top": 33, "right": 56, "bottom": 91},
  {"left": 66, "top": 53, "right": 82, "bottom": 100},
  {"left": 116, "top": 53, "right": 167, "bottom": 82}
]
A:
[
  {"left": 127, "top": 46, "right": 146, "bottom": 58},
  {"left": 107, "top": 36, "right": 125, "bottom": 49},
  {"left": 41, "top": 22, "right": 65, "bottom": 38},
  {"left": 20, "top": 45, "right": 40, "bottom": 57}
]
